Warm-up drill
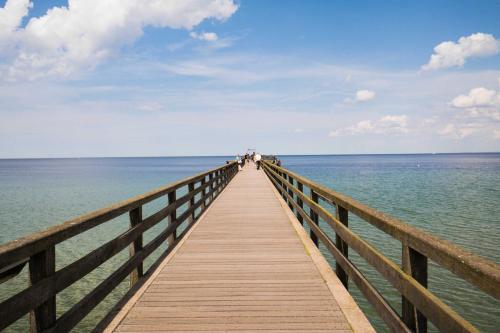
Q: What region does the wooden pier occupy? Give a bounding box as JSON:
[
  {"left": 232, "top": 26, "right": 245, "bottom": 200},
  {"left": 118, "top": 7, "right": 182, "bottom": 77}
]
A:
[
  {"left": 105, "top": 164, "right": 371, "bottom": 332},
  {"left": 0, "top": 159, "right": 498, "bottom": 333}
]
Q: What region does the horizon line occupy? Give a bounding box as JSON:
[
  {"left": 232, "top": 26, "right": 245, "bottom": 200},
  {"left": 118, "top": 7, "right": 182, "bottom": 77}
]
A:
[{"left": 1, "top": 151, "right": 499, "bottom": 160}]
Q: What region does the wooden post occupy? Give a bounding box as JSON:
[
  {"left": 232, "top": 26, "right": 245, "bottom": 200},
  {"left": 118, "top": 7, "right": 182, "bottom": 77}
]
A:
[
  {"left": 129, "top": 206, "right": 143, "bottom": 287},
  {"left": 296, "top": 182, "right": 304, "bottom": 225},
  {"left": 188, "top": 182, "right": 195, "bottom": 223},
  {"left": 336, "top": 205, "right": 349, "bottom": 289},
  {"left": 218, "top": 170, "right": 223, "bottom": 191},
  {"left": 201, "top": 177, "right": 207, "bottom": 209},
  {"left": 281, "top": 173, "right": 288, "bottom": 202},
  {"left": 209, "top": 173, "right": 214, "bottom": 203},
  {"left": 310, "top": 190, "right": 319, "bottom": 247},
  {"left": 402, "top": 245, "right": 428, "bottom": 333},
  {"left": 29, "top": 246, "right": 56, "bottom": 333},
  {"left": 275, "top": 171, "right": 282, "bottom": 196},
  {"left": 287, "top": 175, "right": 294, "bottom": 211},
  {"left": 214, "top": 171, "right": 219, "bottom": 194},
  {"left": 167, "top": 190, "right": 177, "bottom": 246}
]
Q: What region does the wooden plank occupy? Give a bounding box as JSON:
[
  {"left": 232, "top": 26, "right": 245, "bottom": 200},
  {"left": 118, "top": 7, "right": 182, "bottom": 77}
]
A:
[{"left": 109, "top": 164, "right": 361, "bottom": 332}]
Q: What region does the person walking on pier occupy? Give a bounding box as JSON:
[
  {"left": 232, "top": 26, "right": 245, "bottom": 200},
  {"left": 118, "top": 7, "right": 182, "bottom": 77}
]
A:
[
  {"left": 236, "top": 155, "right": 242, "bottom": 171},
  {"left": 254, "top": 153, "right": 262, "bottom": 170}
]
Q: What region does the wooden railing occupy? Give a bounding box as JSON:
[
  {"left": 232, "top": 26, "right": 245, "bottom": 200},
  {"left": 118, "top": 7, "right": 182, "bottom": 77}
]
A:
[
  {"left": 0, "top": 162, "right": 238, "bottom": 332},
  {"left": 262, "top": 160, "right": 500, "bottom": 333}
]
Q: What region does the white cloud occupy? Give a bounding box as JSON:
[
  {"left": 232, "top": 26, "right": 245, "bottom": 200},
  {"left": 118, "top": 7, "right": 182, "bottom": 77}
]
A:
[
  {"left": 450, "top": 87, "right": 499, "bottom": 108},
  {"left": 0, "top": 0, "right": 31, "bottom": 37},
  {"left": 438, "top": 123, "right": 482, "bottom": 139},
  {"left": 0, "top": 0, "right": 238, "bottom": 80},
  {"left": 329, "top": 115, "right": 408, "bottom": 137},
  {"left": 422, "top": 33, "right": 500, "bottom": 71},
  {"left": 440, "top": 87, "right": 500, "bottom": 139},
  {"left": 343, "top": 89, "right": 376, "bottom": 103},
  {"left": 190, "top": 31, "right": 218, "bottom": 41},
  {"left": 449, "top": 87, "right": 500, "bottom": 122},
  {"left": 355, "top": 89, "right": 376, "bottom": 102}
]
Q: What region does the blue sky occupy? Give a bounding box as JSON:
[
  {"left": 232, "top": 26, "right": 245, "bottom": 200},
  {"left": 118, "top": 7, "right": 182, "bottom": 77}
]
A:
[{"left": 0, "top": 0, "right": 499, "bottom": 157}]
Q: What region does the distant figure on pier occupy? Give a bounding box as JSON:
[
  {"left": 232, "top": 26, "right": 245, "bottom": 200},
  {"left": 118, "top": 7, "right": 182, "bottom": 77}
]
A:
[
  {"left": 254, "top": 153, "right": 262, "bottom": 170},
  {"left": 236, "top": 155, "right": 242, "bottom": 171}
]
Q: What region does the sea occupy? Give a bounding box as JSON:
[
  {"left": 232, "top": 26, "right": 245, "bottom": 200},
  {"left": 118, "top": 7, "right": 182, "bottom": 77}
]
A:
[{"left": 0, "top": 154, "right": 498, "bottom": 332}]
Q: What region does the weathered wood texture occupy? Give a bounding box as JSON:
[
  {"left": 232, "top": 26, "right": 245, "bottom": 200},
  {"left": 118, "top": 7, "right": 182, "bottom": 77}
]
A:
[
  {"left": 262, "top": 161, "right": 500, "bottom": 333},
  {"left": 0, "top": 162, "right": 238, "bottom": 332},
  {"left": 110, "top": 164, "right": 359, "bottom": 332},
  {"left": 262, "top": 162, "right": 500, "bottom": 300}
]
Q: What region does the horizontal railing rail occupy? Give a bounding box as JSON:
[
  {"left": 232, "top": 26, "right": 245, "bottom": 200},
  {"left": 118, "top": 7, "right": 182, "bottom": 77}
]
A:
[
  {"left": 262, "top": 160, "right": 500, "bottom": 333},
  {"left": 0, "top": 161, "right": 238, "bottom": 332}
]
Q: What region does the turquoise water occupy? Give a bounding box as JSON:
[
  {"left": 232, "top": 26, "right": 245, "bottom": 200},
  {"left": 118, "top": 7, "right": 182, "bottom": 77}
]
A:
[{"left": 0, "top": 154, "right": 499, "bottom": 332}]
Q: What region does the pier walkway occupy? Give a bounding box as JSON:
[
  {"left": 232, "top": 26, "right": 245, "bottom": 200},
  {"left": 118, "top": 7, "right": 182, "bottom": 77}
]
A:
[{"left": 105, "top": 164, "right": 372, "bottom": 332}]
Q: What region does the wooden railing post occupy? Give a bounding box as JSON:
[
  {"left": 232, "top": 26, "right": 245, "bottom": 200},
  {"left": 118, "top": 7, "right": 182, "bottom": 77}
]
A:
[
  {"left": 29, "top": 246, "right": 56, "bottom": 332},
  {"left": 281, "top": 172, "right": 288, "bottom": 202},
  {"left": 402, "top": 245, "right": 428, "bottom": 333},
  {"left": 201, "top": 177, "right": 207, "bottom": 209},
  {"left": 296, "top": 182, "right": 304, "bottom": 225},
  {"left": 129, "top": 206, "right": 143, "bottom": 287},
  {"left": 274, "top": 169, "right": 281, "bottom": 196},
  {"left": 310, "top": 190, "right": 319, "bottom": 247},
  {"left": 188, "top": 182, "right": 195, "bottom": 223},
  {"left": 208, "top": 173, "right": 214, "bottom": 203},
  {"left": 217, "top": 170, "right": 222, "bottom": 192},
  {"left": 167, "top": 190, "right": 177, "bottom": 245},
  {"left": 336, "top": 205, "right": 349, "bottom": 289},
  {"left": 287, "top": 175, "right": 294, "bottom": 211}
]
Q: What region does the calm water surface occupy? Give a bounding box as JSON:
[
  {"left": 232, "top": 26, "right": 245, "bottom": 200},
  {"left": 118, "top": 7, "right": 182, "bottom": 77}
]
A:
[{"left": 0, "top": 154, "right": 498, "bottom": 332}]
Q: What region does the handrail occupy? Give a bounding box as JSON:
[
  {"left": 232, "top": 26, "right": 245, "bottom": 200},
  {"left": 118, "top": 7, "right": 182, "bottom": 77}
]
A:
[
  {"left": 0, "top": 163, "right": 234, "bottom": 269},
  {"left": 262, "top": 160, "right": 500, "bottom": 333},
  {"left": 0, "top": 161, "right": 238, "bottom": 332}
]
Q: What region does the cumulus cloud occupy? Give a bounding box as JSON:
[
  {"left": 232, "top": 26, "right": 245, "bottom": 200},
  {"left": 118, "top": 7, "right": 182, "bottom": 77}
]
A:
[
  {"left": 190, "top": 31, "right": 218, "bottom": 41},
  {"left": 450, "top": 87, "right": 500, "bottom": 109},
  {"left": 0, "top": 0, "right": 238, "bottom": 80},
  {"left": 343, "top": 89, "right": 376, "bottom": 103},
  {"left": 440, "top": 87, "right": 500, "bottom": 139},
  {"left": 422, "top": 33, "right": 500, "bottom": 71},
  {"left": 0, "top": 0, "right": 31, "bottom": 38},
  {"left": 356, "top": 89, "right": 376, "bottom": 102},
  {"left": 329, "top": 115, "right": 408, "bottom": 137},
  {"left": 449, "top": 87, "right": 500, "bottom": 123}
]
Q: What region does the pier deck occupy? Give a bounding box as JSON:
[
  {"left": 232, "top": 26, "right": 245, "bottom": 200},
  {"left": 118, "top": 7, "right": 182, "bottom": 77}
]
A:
[{"left": 105, "top": 164, "right": 372, "bottom": 332}]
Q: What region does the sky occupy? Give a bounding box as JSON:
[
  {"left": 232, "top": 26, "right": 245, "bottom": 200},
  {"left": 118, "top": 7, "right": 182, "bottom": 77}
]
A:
[{"left": 0, "top": 0, "right": 499, "bottom": 158}]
